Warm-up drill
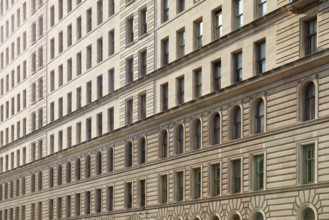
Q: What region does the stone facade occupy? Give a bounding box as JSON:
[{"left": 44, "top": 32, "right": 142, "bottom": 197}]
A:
[{"left": 0, "top": 0, "right": 329, "bottom": 219}]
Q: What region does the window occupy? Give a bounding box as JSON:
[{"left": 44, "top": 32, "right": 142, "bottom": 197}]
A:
[
  {"left": 210, "top": 163, "right": 220, "bottom": 196},
  {"left": 139, "top": 8, "right": 147, "bottom": 36},
  {"left": 85, "top": 191, "right": 91, "bottom": 214},
  {"left": 175, "top": 171, "right": 184, "bottom": 201},
  {"left": 231, "top": 159, "right": 241, "bottom": 193},
  {"left": 86, "top": 81, "right": 92, "bottom": 104},
  {"left": 86, "top": 8, "right": 92, "bottom": 33},
  {"left": 95, "top": 189, "right": 102, "bottom": 213},
  {"left": 139, "top": 179, "right": 146, "bottom": 207},
  {"left": 85, "top": 155, "right": 91, "bottom": 178},
  {"left": 253, "top": 154, "right": 264, "bottom": 190},
  {"left": 76, "top": 122, "right": 81, "bottom": 144},
  {"left": 160, "top": 175, "right": 168, "bottom": 203},
  {"left": 123, "top": 183, "right": 132, "bottom": 211},
  {"left": 75, "top": 193, "right": 80, "bottom": 216},
  {"left": 162, "top": 38, "right": 169, "bottom": 66},
  {"left": 176, "top": 76, "right": 184, "bottom": 105},
  {"left": 234, "top": 51, "right": 243, "bottom": 83},
  {"left": 97, "top": 0, "right": 103, "bottom": 25},
  {"left": 67, "top": 24, "right": 72, "bottom": 47},
  {"left": 127, "top": 16, "right": 134, "bottom": 44},
  {"left": 39, "top": 16, "right": 43, "bottom": 37},
  {"left": 255, "top": 99, "right": 264, "bottom": 133},
  {"left": 96, "top": 113, "right": 103, "bottom": 137},
  {"left": 211, "top": 113, "right": 221, "bottom": 145},
  {"left": 194, "top": 19, "right": 203, "bottom": 49},
  {"left": 67, "top": 59, "right": 72, "bottom": 81},
  {"left": 38, "top": 171, "right": 42, "bottom": 190},
  {"left": 139, "top": 50, "right": 147, "bottom": 77},
  {"left": 97, "top": 75, "right": 103, "bottom": 98},
  {"left": 86, "top": 45, "right": 92, "bottom": 69},
  {"left": 304, "top": 82, "right": 315, "bottom": 121},
  {"left": 58, "top": 0, "right": 63, "bottom": 20},
  {"left": 77, "top": 17, "right": 82, "bottom": 40},
  {"left": 192, "top": 167, "right": 201, "bottom": 199},
  {"left": 139, "top": 93, "right": 146, "bottom": 120},
  {"left": 66, "top": 196, "right": 71, "bottom": 217},
  {"left": 75, "top": 159, "right": 81, "bottom": 180},
  {"left": 108, "top": 30, "right": 115, "bottom": 56},
  {"left": 126, "top": 99, "right": 133, "bottom": 125},
  {"left": 106, "top": 186, "right": 114, "bottom": 211},
  {"left": 232, "top": 214, "right": 241, "bottom": 220},
  {"left": 109, "top": 0, "right": 115, "bottom": 16},
  {"left": 160, "top": 130, "right": 168, "bottom": 158},
  {"left": 300, "top": 207, "right": 315, "bottom": 220},
  {"left": 86, "top": 118, "right": 92, "bottom": 140},
  {"left": 177, "top": 29, "right": 185, "bottom": 58},
  {"left": 96, "top": 151, "right": 102, "bottom": 175},
  {"left": 67, "top": 0, "right": 72, "bottom": 12},
  {"left": 126, "top": 57, "right": 134, "bottom": 84},
  {"left": 177, "top": 0, "right": 185, "bottom": 13},
  {"left": 58, "top": 31, "right": 63, "bottom": 53},
  {"left": 76, "top": 87, "right": 81, "bottom": 109},
  {"left": 50, "top": 38, "right": 54, "bottom": 59},
  {"left": 232, "top": 106, "right": 242, "bottom": 139},
  {"left": 32, "top": 22, "right": 36, "bottom": 43},
  {"left": 162, "top": 0, "right": 169, "bottom": 22},
  {"left": 76, "top": 52, "right": 82, "bottom": 75},
  {"left": 212, "top": 61, "right": 221, "bottom": 91},
  {"left": 214, "top": 9, "right": 222, "bottom": 39},
  {"left": 194, "top": 69, "right": 202, "bottom": 98},
  {"left": 50, "top": 71, "right": 55, "bottom": 91},
  {"left": 301, "top": 144, "right": 315, "bottom": 184},
  {"left": 256, "top": 41, "right": 266, "bottom": 74},
  {"left": 107, "top": 148, "right": 114, "bottom": 172},
  {"left": 97, "top": 37, "right": 103, "bottom": 63},
  {"left": 176, "top": 124, "right": 184, "bottom": 154},
  {"left": 235, "top": 0, "right": 243, "bottom": 29},
  {"left": 108, "top": 107, "right": 114, "bottom": 131},
  {"left": 38, "top": 47, "right": 43, "bottom": 68},
  {"left": 58, "top": 98, "right": 63, "bottom": 118},
  {"left": 66, "top": 162, "right": 71, "bottom": 183},
  {"left": 161, "top": 83, "right": 168, "bottom": 111},
  {"left": 50, "top": 6, "right": 55, "bottom": 27},
  {"left": 126, "top": 142, "right": 133, "bottom": 167},
  {"left": 305, "top": 18, "right": 317, "bottom": 55},
  {"left": 138, "top": 137, "right": 146, "bottom": 164},
  {"left": 50, "top": 134, "right": 54, "bottom": 154},
  {"left": 257, "top": 0, "right": 266, "bottom": 17},
  {"left": 49, "top": 168, "right": 54, "bottom": 187}
]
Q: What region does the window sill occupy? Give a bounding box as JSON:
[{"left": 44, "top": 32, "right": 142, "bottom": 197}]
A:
[
  {"left": 138, "top": 33, "right": 148, "bottom": 40},
  {"left": 126, "top": 41, "right": 135, "bottom": 48},
  {"left": 125, "top": 0, "right": 135, "bottom": 7}
]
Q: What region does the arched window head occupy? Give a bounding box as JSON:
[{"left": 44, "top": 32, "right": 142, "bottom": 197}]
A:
[
  {"left": 302, "top": 207, "right": 315, "bottom": 220},
  {"left": 253, "top": 212, "right": 264, "bottom": 220},
  {"left": 107, "top": 148, "right": 114, "bottom": 172},
  {"left": 255, "top": 99, "right": 264, "bottom": 133},
  {"left": 212, "top": 113, "right": 220, "bottom": 145},
  {"left": 96, "top": 152, "right": 102, "bottom": 175},
  {"left": 211, "top": 215, "right": 220, "bottom": 220},
  {"left": 304, "top": 83, "right": 315, "bottom": 121},
  {"left": 193, "top": 119, "right": 202, "bottom": 150},
  {"left": 232, "top": 106, "right": 241, "bottom": 139},
  {"left": 160, "top": 130, "right": 168, "bottom": 158},
  {"left": 126, "top": 142, "right": 133, "bottom": 167},
  {"left": 138, "top": 137, "right": 146, "bottom": 164},
  {"left": 176, "top": 125, "right": 184, "bottom": 154},
  {"left": 231, "top": 214, "right": 241, "bottom": 220}
]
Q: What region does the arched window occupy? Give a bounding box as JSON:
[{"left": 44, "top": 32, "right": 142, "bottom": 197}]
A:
[
  {"left": 160, "top": 130, "right": 168, "bottom": 158},
  {"left": 231, "top": 214, "right": 241, "bottom": 220},
  {"left": 192, "top": 119, "right": 202, "bottom": 150},
  {"left": 255, "top": 99, "right": 264, "bottom": 133},
  {"left": 96, "top": 152, "right": 102, "bottom": 175},
  {"left": 15, "top": 179, "right": 19, "bottom": 196},
  {"left": 126, "top": 142, "right": 133, "bottom": 167},
  {"left": 304, "top": 83, "right": 315, "bottom": 121},
  {"left": 38, "top": 171, "right": 42, "bottom": 190},
  {"left": 107, "top": 148, "right": 114, "bottom": 172},
  {"left": 193, "top": 217, "right": 201, "bottom": 220},
  {"left": 138, "top": 137, "right": 146, "bottom": 164},
  {"left": 31, "top": 174, "right": 35, "bottom": 192},
  {"left": 211, "top": 216, "right": 220, "bottom": 220},
  {"left": 176, "top": 125, "right": 184, "bottom": 154},
  {"left": 49, "top": 168, "right": 54, "bottom": 188},
  {"left": 85, "top": 155, "right": 91, "bottom": 178},
  {"left": 253, "top": 212, "right": 264, "bottom": 220},
  {"left": 75, "top": 159, "right": 81, "bottom": 180},
  {"left": 232, "top": 106, "right": 241, "bottom": 139},
  {"left": 301, "top": 207, "right": 315, "bottom": 220},
  {"left": 57, "top": 165, "right": 62, "bottom": 185},
  {"left": 66, "top": 162, "right": 71, "bottom": 183},
  {"left": 212, "top": 113, "right": 220, "bottom": 145}
]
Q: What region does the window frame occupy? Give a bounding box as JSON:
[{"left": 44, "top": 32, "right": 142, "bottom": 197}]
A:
[{"left": 297, "top": 140, "right": 318, "bottom": 186}]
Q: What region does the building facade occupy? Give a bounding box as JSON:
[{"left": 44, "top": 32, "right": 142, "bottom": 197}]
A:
[{"left": 0, "top": 0, "right": 329, "bottom": 219}]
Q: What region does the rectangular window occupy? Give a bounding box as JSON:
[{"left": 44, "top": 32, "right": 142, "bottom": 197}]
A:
[
  {"left": 76, "top": 122, "right": 81, "bottom": 144},
  {"left": 162, "top": 38, "right": 169, "bottom": 66},
  {"left": 58, "top": 65, "right": 63, "bottom": 87},
  {"left": 139, "top": 50, "right": 147, "bottom": 77},
  {"left": 76, "top": 52, "right": 82, "bottom": 75},
  {"left": 76, "top": 87, "right": 81, "bottom": 108},
  {"left": 39, "top": 16, "right": 43, "bottom": 37},
  {"left": 67, "top": 58, "right": 72, "bottom": 81},
  {"left": 234, "top": 52, "right": 242, "bottom": 83},
  {"left": 257, "top": 0, "right": 266, "bottom": 17},
  {"left": 58, "top": 130, "right": 63, "bottom": 150},
  {"left": 256, "top": 41, "right": 266, "bottom": 74},
  {"left": 67, "top": 92, "right": 72, "bottom": 114},
  {"left": 49, "top": 199, "right": 53, "bottom": 219},
  {"left": 108, "top": 69, "right": 114, "bottom": 93},
  {"left": 127, "top": 16, "right": 134, "bottom": 44},
  {"left": 214, "top": 9, "right": 222, "bottom": 39},
  {"left": 107, "top": 186, "right": 114, "bottom": 211},
  {"left": 85, "top": 191, "right": 91, "bottom": 214},
  {"left": 50, "top": 6, "right": 55, "bottom": 27},
  {"left": 139, "top": 93, "right": 146, "bottom": 120},
  {"left": 67, "top": 24, "right": 72, "bottom": 47},
  {"left": 97, "top": 0, "right": 103, "bottom": 25},
  {"left": 235, "top": 0, "right": 243, "bottom": 29},
  {"left": 97, "top": 37, "right": 103, "bottom": 63},
  {"left": 97, "top": 75, "right": 103, "bottom": 98},
  {"left": 109, "top": 0, "right": 115, "bottom": 16},
  {"left": 126, "top": 57, "right": 134, "bottom": 84},
  {"left": 38, "top": 47, "right": 43, "bottom": 68},
  {"left": 177, "top": 0, "right": 185, "bottom": 13},
  {"left": 108, "top": 107, "right": 114, "bottom": 131},
  {"left": 194, "top": 69, "right": 202, "bottom": 98},
  {"left": 139, "top": 179, "right": 146, "bottom": 207},
  {"left": 75, "top": 193, "right": 80, "bottom": 216},
  {"left": 302, "top": 144, "right": 315, "bottom": 184},
  {"left": 139, "top": 8, "right": 147, "bottom": 36},
  {"left": 58, "top": 0, "right": 63, "bottom": 20},
  {"left": 57, "top": 198, "right": 62, "bottom": 219},
  {"left": 32, "top": 52, "right": 37, "bottom": 72},
  {"left": 192, "top": 167, "right": 201, "bottom": 199},
  {"left": 161, "top": 83, "right": 168, "bottom": 111},
  {"left": 108, "top": 30, "right": 115, "bottom": 56},
  {"left": 58, "top": 31, "right": 63, "bottom": 53},
  {"left": 97, "top": 113, "right": 102, "bottom": 136},
  {"left": 32, "top": 22, "right": 36, "bottom": 43},
  {"left": 126, "top": 182, "right": 133, "bottom": 209},
  {"left": 176, "top": 171, "right": 184, "bottom": 201},
  {"left": 86, "top": 45, "right": 92, "bottom": 69},
  {"left": 305, "top": 19, "right": 317, "bottom": 55},
  {"left": 126, "top": 99, "right": 133, "bottom": 125},
  {"left": 77, "top": 16, "right": 82, "bottom": 40},
  {"left": 86, "top": 81, "right": 92, "bottom": 104},
  {"left": 253, "top": 155, "right": 264, "bottom": 190},
  {"left": 213, "top": 61, "right": 221, "bottom": 90},
  {"left": 210, "top": 163, "right": 220, "bottom": 196},
  {"left": 86, "top": 8, "right": 92, "bottom": 33},
  {"left": 194, "top": 19, "right": 203, "bottom": 49},
  {"left": 32, "top": 83, "right": 36, "bottom": 103},
  {"left": 50, "top": 38, "right": 55, "bottom": 59},
  {"left": 50, "top": 70, "right": 55, "bottom": 91},
  {"left": 160, "top": 175, "right": 168, "bottom": 203},
  {"left": 38, "top": 108, "right": 43, "bottom": 129},
  {"left": 67, "top": 0, "right": 72, "bottom": 12},
  {"left": 231, "top": 159, "right": 241, "bottom": 193},
  {"left": 86, "top": 118, "right": 92, "bottom": 140},
  {"left": 66, "top": 196, "right": 71, "bottom": 217},
  {"left": 95, "top": 189, "right": 102, "bottom": 213},
  {"left": 162, "top": 0, "right": 169, "bottom": 23},
  {"left": 176, "top": 76, "right": 184, "bottom": 105},
  {"left": 50, "top": 102, "right": 54, "bottom": 122},
  {"left": 177, "top": 29, "right": 185, "bottom": 58}
]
